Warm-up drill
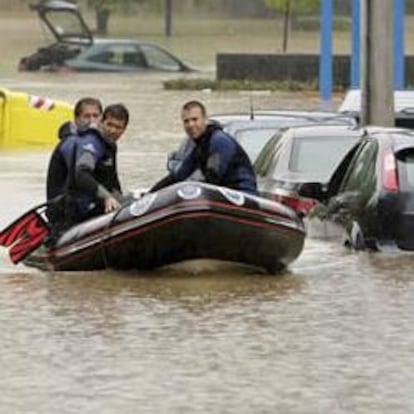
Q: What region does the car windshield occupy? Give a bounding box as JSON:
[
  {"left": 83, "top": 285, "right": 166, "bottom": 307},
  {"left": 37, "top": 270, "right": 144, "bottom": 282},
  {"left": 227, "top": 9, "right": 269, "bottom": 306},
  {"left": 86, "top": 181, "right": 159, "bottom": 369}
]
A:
[
  {"left": 234, "top": 128, "right": 279, "bottom": 162},
  {"left": 289, "top": 136, "right": 359, "bottom": 180},
  {"left": 140, "top": 45, "right": 180, "bottom": 71}
]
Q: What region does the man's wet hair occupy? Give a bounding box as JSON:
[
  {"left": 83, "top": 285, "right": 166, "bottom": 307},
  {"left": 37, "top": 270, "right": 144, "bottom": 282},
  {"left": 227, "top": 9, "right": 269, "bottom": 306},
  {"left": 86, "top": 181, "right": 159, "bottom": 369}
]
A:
[
  {"left": 74, "top": 97, "right": 103, "bottom": 117},
  {"left": 182, "top": 100, "right": 207, "bottom": 116},
  {"left": 103, "top": 103, "right": 129, "bottom": 126}
]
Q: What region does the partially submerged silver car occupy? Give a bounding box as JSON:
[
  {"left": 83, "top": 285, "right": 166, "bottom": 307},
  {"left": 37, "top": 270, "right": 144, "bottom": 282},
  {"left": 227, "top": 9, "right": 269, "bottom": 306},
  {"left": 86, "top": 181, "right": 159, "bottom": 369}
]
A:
[{"left": 18, "top": 0, "right": 194, "bottom": 73}]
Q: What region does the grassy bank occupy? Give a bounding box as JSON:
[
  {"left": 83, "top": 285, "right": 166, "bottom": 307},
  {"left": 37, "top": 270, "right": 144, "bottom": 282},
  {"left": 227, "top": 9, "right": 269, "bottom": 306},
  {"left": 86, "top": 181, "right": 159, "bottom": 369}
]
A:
[{"left": 163, "top": 78, "right": 333, "bottom": 93}]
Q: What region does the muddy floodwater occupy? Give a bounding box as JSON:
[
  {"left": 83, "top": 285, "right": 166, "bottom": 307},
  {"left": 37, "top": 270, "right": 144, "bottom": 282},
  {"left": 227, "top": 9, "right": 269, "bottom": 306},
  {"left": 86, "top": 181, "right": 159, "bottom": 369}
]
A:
[{"left": 1, "top": 73, "right": 414, "bottom": 414}]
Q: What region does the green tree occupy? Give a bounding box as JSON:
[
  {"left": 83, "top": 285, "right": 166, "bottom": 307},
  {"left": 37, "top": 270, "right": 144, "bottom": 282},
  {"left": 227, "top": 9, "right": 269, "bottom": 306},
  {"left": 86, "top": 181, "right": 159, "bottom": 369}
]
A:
[{"left": 265, "top": 0, "right": 320, "bottom": 52}]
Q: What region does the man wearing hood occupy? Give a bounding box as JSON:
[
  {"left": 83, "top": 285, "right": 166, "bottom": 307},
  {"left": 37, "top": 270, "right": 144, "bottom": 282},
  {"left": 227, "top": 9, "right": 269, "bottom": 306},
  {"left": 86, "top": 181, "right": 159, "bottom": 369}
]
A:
[{"left": 150, "top": 100, "right": 257, "bottom": 194}]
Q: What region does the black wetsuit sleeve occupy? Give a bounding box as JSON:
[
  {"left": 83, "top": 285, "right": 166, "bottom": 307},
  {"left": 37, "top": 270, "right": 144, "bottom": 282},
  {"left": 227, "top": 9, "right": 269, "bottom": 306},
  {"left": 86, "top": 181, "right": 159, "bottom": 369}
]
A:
[
  {"left": 75, "top": 151, "right": 101, "bottom": 197},
  {"left": 204, "top": 155, "right": 221, "bottom": 185},
  {"left": 149, "top": 174, "right": 177, "bottom": 192}
]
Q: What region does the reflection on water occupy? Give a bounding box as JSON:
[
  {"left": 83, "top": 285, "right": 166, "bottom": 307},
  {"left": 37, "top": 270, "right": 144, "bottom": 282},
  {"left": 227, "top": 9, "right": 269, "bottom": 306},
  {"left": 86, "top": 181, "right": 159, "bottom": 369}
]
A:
[{"left": 1, "top": 75, "right": 414, "bottom": 413}]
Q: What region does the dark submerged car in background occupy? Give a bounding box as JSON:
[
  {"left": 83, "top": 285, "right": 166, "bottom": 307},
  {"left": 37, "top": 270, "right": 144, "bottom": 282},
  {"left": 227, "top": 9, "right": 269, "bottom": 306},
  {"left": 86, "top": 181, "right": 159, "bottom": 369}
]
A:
[
  {"left": 18, "top": 0, "right": 194, "bottom": 73},
  {"left": 254, "top": 124, "right": 362, "bottom": 215},
  {"left": 298, "top": 127, "right": 414, "bottom": 251}
]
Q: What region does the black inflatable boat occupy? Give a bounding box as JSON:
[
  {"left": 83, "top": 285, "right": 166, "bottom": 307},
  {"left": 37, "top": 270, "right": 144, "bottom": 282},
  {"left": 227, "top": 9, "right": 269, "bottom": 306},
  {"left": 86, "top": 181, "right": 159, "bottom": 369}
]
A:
[{"left": 23, "top": 182, "right": 305, "bottom": 273}]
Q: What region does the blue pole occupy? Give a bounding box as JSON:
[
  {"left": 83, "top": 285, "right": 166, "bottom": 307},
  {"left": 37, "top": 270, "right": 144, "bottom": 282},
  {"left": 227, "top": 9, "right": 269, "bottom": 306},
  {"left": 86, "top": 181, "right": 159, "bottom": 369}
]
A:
[
  {"left": 319, "top": 0, "right": 333, "bottom": 106},
  {"left": 350, "top": 0, "right": 360, "bottom": 88},
  {"left": 393, "top": 0, "right": 405, "bottom": 89}
]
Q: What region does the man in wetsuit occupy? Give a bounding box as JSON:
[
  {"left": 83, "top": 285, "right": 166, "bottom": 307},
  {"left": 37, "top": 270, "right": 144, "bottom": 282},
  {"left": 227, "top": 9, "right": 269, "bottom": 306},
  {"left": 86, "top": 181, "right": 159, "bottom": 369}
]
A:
[
  {"left": 150, "top": 100, "right": 257, "bottom": 194},
  {"left": 46, "top": 97, "right": 103, "bottom": 227},
  {"left": 47, "top": 103, "right": 129, "bottom": 241},
  {"left": 70, "top": 103, "right": 129, "bottom": 220}
]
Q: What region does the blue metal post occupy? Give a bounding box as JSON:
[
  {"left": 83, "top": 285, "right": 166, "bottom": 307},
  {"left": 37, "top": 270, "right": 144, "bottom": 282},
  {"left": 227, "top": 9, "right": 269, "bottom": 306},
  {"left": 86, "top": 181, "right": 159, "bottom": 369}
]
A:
[
  {"left": 350, "top": 0, "right": 360, "bottom": 88},
  {"left": 319, "top": 0, "right": 333, "bottom": 106},
  {"left": 393, "top": 0, "right": 405, "bottom": 89}
]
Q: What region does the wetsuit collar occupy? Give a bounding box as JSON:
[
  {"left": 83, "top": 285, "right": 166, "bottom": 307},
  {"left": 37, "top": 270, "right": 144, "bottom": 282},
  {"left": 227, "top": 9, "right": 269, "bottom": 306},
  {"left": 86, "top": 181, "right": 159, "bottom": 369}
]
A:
[
  {"left": 194, "top": 122, "right": 222, "bottom": 146},
  {"left": 58, "top": 121, "right": 77, "bottom": 140}
]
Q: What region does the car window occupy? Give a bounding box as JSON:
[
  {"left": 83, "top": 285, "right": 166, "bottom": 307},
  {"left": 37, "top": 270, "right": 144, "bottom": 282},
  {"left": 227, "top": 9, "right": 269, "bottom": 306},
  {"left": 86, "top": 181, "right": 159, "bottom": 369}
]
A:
[
  {"left": 234, "top": 128, "right": 278, "bottom": 162},
  {"left": 254, "top": 130, "right": 285, "bottom": 176},
  {"left": 340, "top": 140, "right": 378, "bottom": 192},
  {"left": 396, "top": 118, "right": 414, "bottom": 129},
  {"left": 396, "top": 150, "right": 414, "bottom": 190},
  {"left": 140, "top": 45, "right": 180, "bottom": 71},
  {"left": 289, "top": 135, "right": 360, "bottom": 180},
  {"left": 87, "top": 44, "right": 143, "bottom": 66}
]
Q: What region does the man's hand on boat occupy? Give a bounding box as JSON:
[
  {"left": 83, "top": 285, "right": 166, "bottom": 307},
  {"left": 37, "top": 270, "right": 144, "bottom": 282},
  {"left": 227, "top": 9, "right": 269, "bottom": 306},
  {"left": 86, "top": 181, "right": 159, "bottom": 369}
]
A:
[
  {"left": 104, "top": 195, "right": 122, "bottom": 213},
  {"left": 97, "top": 186, "right": 123, "bottom": 213}
]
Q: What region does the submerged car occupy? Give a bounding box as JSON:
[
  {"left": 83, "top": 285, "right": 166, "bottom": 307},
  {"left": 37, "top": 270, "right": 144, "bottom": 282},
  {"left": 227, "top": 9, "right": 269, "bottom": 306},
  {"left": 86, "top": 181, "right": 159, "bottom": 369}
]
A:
[
  {"left": 18, "top": 0, "right": 194, "bottom": 73},
  {"left": 298, "top": 127, "right": 414, "bottom": 251},
  {"left": 254, "top": 124, "right": 362, "bottom": 215}
]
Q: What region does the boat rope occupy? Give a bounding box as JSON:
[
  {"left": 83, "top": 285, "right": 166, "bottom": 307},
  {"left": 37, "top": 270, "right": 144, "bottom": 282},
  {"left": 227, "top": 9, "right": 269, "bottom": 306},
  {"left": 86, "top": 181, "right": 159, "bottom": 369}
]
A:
[{"left": 99, "top": 206, "right": 124, "bottom": 269}]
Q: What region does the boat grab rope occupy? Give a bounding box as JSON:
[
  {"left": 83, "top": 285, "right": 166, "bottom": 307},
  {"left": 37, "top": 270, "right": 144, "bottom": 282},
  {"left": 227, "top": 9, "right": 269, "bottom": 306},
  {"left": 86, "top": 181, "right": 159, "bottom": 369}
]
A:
[{"left": 98, "top": 203, "right": 125, "bottom": 269}]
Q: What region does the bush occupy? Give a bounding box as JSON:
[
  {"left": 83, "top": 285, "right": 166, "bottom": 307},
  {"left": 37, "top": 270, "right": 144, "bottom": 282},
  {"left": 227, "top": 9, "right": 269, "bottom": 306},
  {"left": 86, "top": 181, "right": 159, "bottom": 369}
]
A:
[
  {"left": 291, "top": 16, "right": 351, "bottom": 31},
  {"left": 163, "top": 78, "right": 322, "bottom": 92}
]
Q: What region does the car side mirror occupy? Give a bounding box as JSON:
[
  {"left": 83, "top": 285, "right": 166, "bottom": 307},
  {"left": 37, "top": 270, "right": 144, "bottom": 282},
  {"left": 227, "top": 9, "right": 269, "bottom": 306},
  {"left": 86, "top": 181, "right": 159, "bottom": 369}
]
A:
[{"left": 297, "top": 182, "right": 328, "bottom": 202}]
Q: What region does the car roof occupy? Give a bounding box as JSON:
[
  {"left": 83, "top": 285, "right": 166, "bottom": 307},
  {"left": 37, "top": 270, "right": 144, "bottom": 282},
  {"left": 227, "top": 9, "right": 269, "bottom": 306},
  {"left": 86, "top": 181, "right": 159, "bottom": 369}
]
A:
[
  {"left": 361, "top": 125, "right": 414, "bottom": 149},
  {"left": 210, "top": 113, "right": 282, "bottom": 124},
  {"left": 220, "top": 118, "right": 306, "bottom": 130},
  {"left": 210, "top": 110, "right": 356, "bottom": 130},
  {"left": 286, "top": 123, "right": 363, "bottom": 139},
  {"left": 92, "top": 38, "right": 152, "bottom": 45},
  {"left": 363, "top": 125, "right": 414, "bottom": 135},
  {"left": 255, "top": 109, "right": 354, "bottom": 120},
  {"left": 211, "top": 109, "right": 355, "bottom": 120}
]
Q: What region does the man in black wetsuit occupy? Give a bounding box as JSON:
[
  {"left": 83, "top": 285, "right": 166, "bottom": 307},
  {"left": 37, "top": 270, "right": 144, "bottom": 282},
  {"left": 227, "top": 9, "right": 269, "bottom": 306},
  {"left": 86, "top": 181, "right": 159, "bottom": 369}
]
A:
[
  {"left": 46, "top": 97, "right": 103, "bottom": 227},
  {"left": 150, "top": 100, "right": 257, "bottom": 195},
  {"left": 46, "top": 103, "right": 129, "bottom": 242},
  {"left": 69, "top": 103, "right": 130, "bottom": 220}
]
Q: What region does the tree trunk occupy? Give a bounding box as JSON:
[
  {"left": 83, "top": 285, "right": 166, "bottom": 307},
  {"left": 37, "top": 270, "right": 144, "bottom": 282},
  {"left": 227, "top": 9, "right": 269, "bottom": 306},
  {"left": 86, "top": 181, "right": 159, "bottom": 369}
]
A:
[
  {"left": 282, "top": 0, "right": 291, "bottom": 52},
  {"left": 96, "top": 8, "right": 110, "bottom": 35}
]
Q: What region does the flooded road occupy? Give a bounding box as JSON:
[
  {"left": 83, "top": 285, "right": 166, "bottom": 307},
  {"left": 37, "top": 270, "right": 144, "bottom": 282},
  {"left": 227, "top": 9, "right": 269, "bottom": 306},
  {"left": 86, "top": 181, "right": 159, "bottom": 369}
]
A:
[{"left": 1, "top": 73, "right": 414, "bottom": 413}]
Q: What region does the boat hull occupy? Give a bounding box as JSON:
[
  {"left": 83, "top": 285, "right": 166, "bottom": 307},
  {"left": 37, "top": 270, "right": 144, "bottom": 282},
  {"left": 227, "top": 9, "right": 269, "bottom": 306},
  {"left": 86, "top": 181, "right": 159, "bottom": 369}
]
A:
[{"left": 25, "top": 183, "right": 305, "bottom": 273}]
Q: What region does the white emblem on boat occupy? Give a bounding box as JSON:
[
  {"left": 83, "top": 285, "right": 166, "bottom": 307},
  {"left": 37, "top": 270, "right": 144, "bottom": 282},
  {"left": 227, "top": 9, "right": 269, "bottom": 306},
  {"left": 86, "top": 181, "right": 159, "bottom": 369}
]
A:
[
  {"left": 219, "top": 188, "right": 245, "bottom": 206},
  {"left": 130, "top": 193, "right": 157, "bottom": 216},
  {"left": 177, "top": 184, "right": 202, "bottom": 200}
]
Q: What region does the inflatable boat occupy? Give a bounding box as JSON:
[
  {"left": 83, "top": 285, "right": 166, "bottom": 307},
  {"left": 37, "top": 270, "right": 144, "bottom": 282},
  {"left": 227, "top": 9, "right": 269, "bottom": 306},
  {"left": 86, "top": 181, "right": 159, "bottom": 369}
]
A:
[{"left": 23, "top": 182, "right": 306, "bottom": 273}]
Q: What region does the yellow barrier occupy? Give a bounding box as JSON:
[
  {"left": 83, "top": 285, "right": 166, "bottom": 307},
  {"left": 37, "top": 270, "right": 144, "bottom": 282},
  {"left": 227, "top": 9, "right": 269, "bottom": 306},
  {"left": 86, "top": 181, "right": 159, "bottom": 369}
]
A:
[{"left": 0, "top": 87, "right": 73, "bottom": 150}]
